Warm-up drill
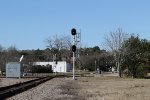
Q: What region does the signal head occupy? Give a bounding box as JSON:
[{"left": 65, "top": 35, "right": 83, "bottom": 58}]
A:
[
  {"left": 71, "top": 28, "right": 76, "bottom": 35},
  {"left": 72, "top": 45, "right": 76, "bottom": 52}
]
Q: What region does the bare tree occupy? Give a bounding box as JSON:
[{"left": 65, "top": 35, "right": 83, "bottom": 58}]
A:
[
  {"left": 0, "top": 45, "right": 19, "bottom": 75},
  {"left": 104, "top": 28, "right": 129, "bottom": 77},
  {"left": 7, "top": 45, "right": 19, "bottom": 62},
  {"left": 45, "top": 35, "right": 71, "bottom": 50},
  {"left": 45, "top": 35, "right": 72, "bottom": 61}
]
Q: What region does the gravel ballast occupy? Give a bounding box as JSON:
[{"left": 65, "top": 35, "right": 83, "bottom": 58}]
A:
[
  {"left": 6, "top": 78, "right": 83, "bottom": 100},
  {"left": 0, "top": 78, "right": 35, "bottom": 87}
]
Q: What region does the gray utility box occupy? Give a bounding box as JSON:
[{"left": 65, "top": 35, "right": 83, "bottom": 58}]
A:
[{"left": 6, "top": 62, "right": 21, "bottom": 78}]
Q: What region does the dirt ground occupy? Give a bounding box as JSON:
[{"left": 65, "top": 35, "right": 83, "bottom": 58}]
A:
[{"left": 7, "top": 76, "right": 150, "bottom": 100}]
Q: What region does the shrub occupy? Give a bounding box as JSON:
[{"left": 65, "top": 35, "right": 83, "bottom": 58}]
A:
[
  {"left": 136, "top": 65, "right": 149, "bottom": 78},
  {"left": 32, "top": 64, "right": 53, "bottom": 73}
]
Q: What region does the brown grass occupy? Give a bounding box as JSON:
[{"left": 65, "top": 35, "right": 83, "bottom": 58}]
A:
[{"left": 75, "top": 76, "right": 150, "bottom": 100}]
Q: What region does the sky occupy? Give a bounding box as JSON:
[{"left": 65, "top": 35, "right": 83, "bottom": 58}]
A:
[{"left": 0, "top": 0, "right": 150, "bottom": 50}]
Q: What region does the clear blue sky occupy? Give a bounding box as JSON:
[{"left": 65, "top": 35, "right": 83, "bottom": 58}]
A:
[{"left": 0, "top": 0, "right": 150, "bottom": 50}]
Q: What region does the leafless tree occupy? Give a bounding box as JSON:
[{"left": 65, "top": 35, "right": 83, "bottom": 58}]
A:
[
  {"left": 104, "top": 28, "right": 129, "bottom": 77},
  {"left": 45, "top": 35, "right": 72, "bottom": 61},
  {"left": 45, "top": 35, "right": 72, "bottom": 50},
  {"left": 7, "top": 45, "right": 19, "bottom": 62},
  {"left": 0, "top": 45, "right": 19, "bottom": 75}
]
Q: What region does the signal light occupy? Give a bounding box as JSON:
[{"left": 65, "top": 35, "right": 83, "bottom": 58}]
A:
[
  {"left": 72, "top": 45, "right": 76, "bottom": 52},
  {"left": 71, "top": 28, "right": 76, "bottom": 35}
]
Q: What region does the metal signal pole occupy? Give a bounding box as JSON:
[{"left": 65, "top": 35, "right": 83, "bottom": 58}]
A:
[
  {"left": 73, "top": 34, "right": 76, "bottom": 79},
  {"left": 71, "top": 28, "right": 76, "bottom": 80},
  {"left": 71, "top": 28, "right": 81, "bottom": 80},
  {"left": 73, "top": 51, "right": 75, "bottom": 80}
]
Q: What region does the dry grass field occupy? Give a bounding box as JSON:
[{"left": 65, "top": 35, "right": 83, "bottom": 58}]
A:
[
  {"left": 76, "top": 76, "right": 150, "bottom": 100},
  {"left": 7, "top": 76, "right": 150, "bottom": 100}
]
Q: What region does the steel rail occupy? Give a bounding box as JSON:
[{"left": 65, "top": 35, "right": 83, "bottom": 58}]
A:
[{"left": 0, "top": 76, "right": 56, "bottom": 99}]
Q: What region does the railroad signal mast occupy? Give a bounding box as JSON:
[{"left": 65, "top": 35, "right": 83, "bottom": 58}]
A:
[{"left": 71, "top": 28, "right": 81, "bottom": 80}]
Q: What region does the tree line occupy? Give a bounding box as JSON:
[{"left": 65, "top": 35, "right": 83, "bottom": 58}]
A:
[
  {"left": 1, "top": 29, "right": 150, "bottom": 78},
  {"left": 105, "top": 28, "right": 150, "bottom": 78},
  {"left": 0, "top": 40, "right": 111, "bottom": 74}
]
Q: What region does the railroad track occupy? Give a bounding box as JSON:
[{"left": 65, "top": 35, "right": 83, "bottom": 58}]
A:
[{"left": 0, "top": 76, "right": 60, "bottom": 99}]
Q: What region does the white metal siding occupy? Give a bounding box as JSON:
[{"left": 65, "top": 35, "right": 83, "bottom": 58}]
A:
[{"left": 33, "top": 61, "right": 72, "bottom": 73}]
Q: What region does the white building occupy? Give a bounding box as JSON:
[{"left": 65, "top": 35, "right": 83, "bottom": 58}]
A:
[{"left": 33, "top": 61, "right": 72, "bottom": 73}]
